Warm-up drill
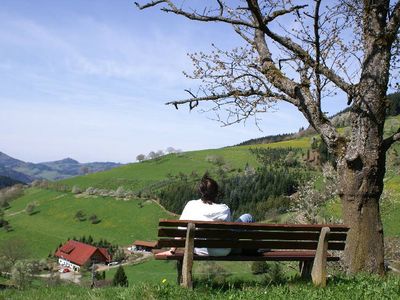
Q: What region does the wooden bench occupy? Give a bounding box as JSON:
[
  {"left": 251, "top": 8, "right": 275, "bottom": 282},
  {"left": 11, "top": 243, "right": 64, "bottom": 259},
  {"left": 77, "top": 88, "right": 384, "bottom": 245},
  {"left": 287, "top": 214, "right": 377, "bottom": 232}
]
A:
[{"left": 153, "top": 219, "right": 349, "bottom": 289}]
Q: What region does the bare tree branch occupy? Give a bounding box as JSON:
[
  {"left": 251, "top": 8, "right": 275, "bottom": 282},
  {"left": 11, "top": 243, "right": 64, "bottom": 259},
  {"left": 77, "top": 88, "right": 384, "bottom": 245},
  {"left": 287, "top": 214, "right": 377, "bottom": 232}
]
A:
[
  {"left": 263, "top": 27, "right": 353, "bottom": 95},
  {"left": 314, "top": 0, "right": 322, "bottom": 108},
  {"left": 216, "top": 0, "right": 224, "bottom": 16},
  {"left": 233, "top": 26, "right": 255, "bottom": 45},
  {"left": 161, "top": 7, "right": 255, "bottom": 28},
  {"left": 137, "top": 0, "right": 353, "bottom": 96},
  {"left": 165, "top": 89, "right": 291, "bottom": 107},
  {"left": 387, "top": 1, "right": 400, "bottom": 43},
  {"left": 384, "top": 127, "right": 400, "bottom": 150},
  {"left": 263, "top": 5, "right": 308, "bottom": 23},
  {"left": 135, "top": 0, "right": 165, "bottom": 10}
]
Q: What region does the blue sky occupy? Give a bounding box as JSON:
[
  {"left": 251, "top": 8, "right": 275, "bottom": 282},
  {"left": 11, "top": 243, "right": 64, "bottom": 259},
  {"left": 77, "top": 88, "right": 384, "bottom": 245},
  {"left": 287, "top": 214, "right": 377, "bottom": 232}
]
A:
[{"left": 0, "top": 0, "right": 347, "bottom": 163}]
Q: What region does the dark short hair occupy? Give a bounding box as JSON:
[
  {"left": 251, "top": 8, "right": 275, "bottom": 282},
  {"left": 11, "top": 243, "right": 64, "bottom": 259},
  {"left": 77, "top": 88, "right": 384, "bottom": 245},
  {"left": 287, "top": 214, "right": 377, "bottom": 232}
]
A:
[{"left": 198, "top": 175, "right": 218, "bottom": 202}]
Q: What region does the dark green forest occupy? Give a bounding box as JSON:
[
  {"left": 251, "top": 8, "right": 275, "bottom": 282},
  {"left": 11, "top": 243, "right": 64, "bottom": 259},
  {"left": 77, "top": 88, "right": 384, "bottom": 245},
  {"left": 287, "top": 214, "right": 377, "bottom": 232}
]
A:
[{"left": 158, "top": 148, "right": 309, "bottom": 221}]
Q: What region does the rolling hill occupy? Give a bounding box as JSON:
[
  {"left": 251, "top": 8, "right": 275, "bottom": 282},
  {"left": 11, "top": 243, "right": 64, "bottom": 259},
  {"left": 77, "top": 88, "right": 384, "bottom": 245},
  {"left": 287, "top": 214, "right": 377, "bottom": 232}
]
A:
[
  {"left": 0, "top": 115, "right": 399, "bottom": 282},
  {"left": 1, "top": 188, "right": 171, "bottom": 258},
  {"left": 0, "top": 151, "right": 121, "bottom": 183},
  {"left": 59, "top": 136, "right": 311, "bottom": 192}
]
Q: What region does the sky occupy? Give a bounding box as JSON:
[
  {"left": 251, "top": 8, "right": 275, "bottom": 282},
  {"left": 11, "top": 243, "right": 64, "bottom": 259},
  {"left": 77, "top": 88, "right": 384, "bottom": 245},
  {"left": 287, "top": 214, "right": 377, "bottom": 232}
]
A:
[{"left": 0, "top": 0, "right": 348, "bottom": 164}]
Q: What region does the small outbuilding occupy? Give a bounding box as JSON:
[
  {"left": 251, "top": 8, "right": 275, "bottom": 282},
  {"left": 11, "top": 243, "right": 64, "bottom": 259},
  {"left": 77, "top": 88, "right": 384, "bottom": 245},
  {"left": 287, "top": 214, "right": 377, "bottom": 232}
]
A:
[{"left": 131, "top": 240, "right": 157, "bottom": 252}]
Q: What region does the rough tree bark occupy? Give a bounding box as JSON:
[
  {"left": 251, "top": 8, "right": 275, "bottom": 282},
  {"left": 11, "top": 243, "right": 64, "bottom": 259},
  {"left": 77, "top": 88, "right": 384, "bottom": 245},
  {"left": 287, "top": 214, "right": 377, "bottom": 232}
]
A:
[{"left": 136, "top": 0, "right": 400, "bottom": 274}]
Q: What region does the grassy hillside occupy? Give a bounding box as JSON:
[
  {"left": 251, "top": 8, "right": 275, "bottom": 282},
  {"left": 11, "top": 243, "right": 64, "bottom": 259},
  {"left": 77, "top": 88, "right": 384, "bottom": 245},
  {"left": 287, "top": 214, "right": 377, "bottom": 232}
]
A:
[
  {"left": 57, "top": 114, "right": 400, "bottom": 193},
  {"left": 0, "top": 188, "right": 170, "bottom": 258},
  {"left": 2, "top": 115, "right": 400, "bottom": 261},
  {"left": 60, "top": 136, "right": 311, "bottom": 191}
]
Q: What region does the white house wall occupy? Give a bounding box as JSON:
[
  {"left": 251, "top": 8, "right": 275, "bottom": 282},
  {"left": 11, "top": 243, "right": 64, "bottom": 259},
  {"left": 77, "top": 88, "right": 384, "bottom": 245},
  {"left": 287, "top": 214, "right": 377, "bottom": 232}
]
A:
[{"left": 58, "top": 258, "right": 80, "bottom": 272}]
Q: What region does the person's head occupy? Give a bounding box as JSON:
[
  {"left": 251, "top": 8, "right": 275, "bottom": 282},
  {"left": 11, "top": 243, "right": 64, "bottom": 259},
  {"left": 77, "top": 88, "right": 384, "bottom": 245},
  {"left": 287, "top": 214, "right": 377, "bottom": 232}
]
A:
[{"left": 198, "top": 175, "right": 218, "bottom": 203}]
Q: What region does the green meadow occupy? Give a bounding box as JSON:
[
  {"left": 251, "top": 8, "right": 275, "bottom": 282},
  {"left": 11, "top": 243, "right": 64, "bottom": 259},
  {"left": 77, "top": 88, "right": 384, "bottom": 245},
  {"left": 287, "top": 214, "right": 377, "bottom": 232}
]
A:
[
  {"left": 59, "top": 136, "right": 311, "bottom": 191},
  {"left": 1, "top": 188, "right": 170, "bottom": 258}
]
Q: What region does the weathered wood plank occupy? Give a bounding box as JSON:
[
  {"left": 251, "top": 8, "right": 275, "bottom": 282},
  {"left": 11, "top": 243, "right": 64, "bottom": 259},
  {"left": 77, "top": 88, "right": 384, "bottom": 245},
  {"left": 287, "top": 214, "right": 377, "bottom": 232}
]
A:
[
  {"left": 158, "top": 228, "right": 348, "bottom": 241},
  {"left": 153, "top": 250, "right": 341, "bottom": 261},
  {"left": 157, "top": 239, "right": 345, "bottom": 250},
  {"left": 181, "top": 223, "right": 195, "bottom": 289},
  {"left": 311, "top": 227, "right": 330, "bottom": 287},
  {"left": 158, "top": 219, "right": 349, "bottom": 231}
]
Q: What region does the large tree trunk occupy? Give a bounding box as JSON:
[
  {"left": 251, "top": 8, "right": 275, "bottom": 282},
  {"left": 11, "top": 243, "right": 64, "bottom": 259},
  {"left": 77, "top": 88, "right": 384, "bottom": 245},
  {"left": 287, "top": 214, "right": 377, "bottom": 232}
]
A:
[
  {"left": 336, "top": 1, "right": 391, "bottom": 274},
  {"left": 336, "top": 102, "right": 387, "bottom": 274}
]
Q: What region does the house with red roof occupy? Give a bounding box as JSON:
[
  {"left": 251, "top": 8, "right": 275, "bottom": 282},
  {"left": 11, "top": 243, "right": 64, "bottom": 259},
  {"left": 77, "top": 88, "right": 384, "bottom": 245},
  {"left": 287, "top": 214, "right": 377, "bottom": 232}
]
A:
[{"left": 55, "top": 240, "right": 111, "bottom": 272}]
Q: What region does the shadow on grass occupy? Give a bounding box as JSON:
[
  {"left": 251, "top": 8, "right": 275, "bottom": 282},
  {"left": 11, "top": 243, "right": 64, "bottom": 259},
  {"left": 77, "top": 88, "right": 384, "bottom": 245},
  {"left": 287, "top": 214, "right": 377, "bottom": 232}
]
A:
[{"left": 28, "top": 210, "right": 40, "bottom": 216}]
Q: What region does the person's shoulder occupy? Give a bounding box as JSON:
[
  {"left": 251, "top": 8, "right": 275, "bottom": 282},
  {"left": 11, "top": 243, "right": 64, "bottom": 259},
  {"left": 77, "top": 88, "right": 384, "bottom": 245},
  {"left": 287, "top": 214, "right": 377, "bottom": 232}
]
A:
[
  {"left": 217, "top": 203, "right": 230, "bottom": 211},
  {"left": 184, "top": 199, "right": 202, "bottom": 207}
]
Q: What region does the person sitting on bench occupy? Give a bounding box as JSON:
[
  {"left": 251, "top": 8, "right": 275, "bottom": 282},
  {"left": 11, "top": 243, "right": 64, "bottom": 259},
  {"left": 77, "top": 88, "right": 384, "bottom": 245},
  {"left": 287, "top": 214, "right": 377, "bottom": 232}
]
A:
[{"left": 156, "top": 174, "right": 253, "bottom": 257}]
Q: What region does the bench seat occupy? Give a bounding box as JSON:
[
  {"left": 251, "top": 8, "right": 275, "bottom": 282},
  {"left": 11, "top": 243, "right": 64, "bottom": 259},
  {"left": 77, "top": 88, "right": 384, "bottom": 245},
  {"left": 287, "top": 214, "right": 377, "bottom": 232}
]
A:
[
  {"left": 153, "top": 249, "right": 341, "bottom": 261},
  {"left": 153, "top": 219, "right": 349, "bottom": 288}
]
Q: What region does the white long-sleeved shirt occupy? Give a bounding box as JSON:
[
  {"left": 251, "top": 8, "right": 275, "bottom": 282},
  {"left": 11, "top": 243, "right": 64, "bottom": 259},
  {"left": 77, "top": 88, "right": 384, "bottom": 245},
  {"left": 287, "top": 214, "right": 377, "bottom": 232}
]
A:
[{"left": 180, "top": 199, "right": 231, "bottom": 256}]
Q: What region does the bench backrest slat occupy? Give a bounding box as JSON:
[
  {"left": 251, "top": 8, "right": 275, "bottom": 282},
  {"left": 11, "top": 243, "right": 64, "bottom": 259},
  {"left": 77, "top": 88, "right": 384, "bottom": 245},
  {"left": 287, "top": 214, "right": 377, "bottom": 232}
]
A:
[
  {"left": 158, "top": 228, "right": 347, "bottom": 241},
  {"left": 157, "top": 238, "right": 346, "bottom": 251},
  {"left": 159, "top": 219, "right": 349, "bottom": 232}
]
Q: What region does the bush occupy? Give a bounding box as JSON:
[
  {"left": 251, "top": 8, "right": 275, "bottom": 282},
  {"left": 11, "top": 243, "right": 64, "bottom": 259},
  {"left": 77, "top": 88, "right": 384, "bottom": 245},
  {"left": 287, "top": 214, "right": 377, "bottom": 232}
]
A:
[
  {"left": 25, "top": 202, "right": 37, "bottom": 215},
  {"left": 71, "top": 185, "right": 82, "bottom": 194},
  {"left": 112, "top": 248, "right": 126, "bottom": 263},
  {"left": 251, "top": 261, "right": 270, "bottom": 275},
  {"left": 115, "top": 186, "right": 125, "bottom": 198},
  {"left": 112, "top": 266, "right": 128, "bottom": 287},
  {"left": 196, "top": 262, "right": 230, "bottom": 284},
  {"left": 262, "top": 262, "right": 286, "bottom": 285},
  {"left": 205, "top": 155, "right": 225, "bottom": 166},
  {"left": 74, "top": 210, "right": 86, "bottom": 222},
  {"left": 89, "top": 214, "right": 101, "bottom": 224},
  {"left": 86, "top": 187, "right": 96, "bottom": 195},
  {"left": 11, "top": 260, "right": 45, "bottom": 289}
]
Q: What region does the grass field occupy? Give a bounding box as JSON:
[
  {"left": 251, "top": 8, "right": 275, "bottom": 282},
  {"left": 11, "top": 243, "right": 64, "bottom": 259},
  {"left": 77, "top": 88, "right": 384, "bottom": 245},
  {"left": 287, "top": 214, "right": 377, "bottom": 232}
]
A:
[
  {"left": 104, "top": 259, "right": 177, "bottom": 285},
  {"left": 0, "top": 188, "right": 171, "bottom": 258},
  {"left": 59, "top": 137, "right": 311, "bottom": 191},
  {"left": 1, "top": 274, "right": 400, "bottom": 300}
]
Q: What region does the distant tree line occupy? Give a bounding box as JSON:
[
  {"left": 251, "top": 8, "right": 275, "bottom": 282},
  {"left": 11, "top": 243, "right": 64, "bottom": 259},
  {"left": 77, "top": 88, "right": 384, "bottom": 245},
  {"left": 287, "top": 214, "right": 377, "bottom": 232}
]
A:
[
  {"left": 0, "top": 176, "right": 23, "bottom": 189},
  {"left": 235, "top": 133, "right": 296, "bottom": 147},
  {"left": 330, "top": 92, "right": 400, "bottom": 127},
  {"left": 136, "top": 147, "right": 182, "bottom": 162}
]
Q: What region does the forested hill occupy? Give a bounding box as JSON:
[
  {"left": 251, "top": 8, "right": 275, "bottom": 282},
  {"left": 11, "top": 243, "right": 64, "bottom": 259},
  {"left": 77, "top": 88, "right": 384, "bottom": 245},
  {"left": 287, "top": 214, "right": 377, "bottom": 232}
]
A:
[
  {"left": 0, "top": 151, "right": 122, "bottom": 183},
  {"left": 237, "top": 92, "right": 400, "bottom": 147},
  {"left": 0, "top": 176, "right": 23, "bottom": 188}
]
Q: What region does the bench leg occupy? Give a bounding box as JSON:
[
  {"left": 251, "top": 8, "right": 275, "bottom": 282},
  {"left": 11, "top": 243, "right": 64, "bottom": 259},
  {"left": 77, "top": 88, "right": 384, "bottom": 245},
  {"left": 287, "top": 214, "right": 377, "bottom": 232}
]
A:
[
  {"left": 176, "top": 260, "right": 183, "bottom": 285},
  {"left": 311, "top": 227, "right": 330, "bottom": 287},
  {"left": 181, "top": 223, "right": 195, "bottom": 289},
  {"left": 299, "top": 261, "right": 312, "bottom": 279}
]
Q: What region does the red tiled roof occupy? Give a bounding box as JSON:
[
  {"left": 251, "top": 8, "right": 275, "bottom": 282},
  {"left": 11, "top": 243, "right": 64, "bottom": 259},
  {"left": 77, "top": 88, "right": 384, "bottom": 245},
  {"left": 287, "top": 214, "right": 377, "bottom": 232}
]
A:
[
  {"left": 99, "top": 247, "right": 112, "bottom": 261},
  {"left": 133, "top": 240, "right": 157, "bottom": 248},
  {"left": 55, "top": 240, "right": 111, "bottom": 266}
]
